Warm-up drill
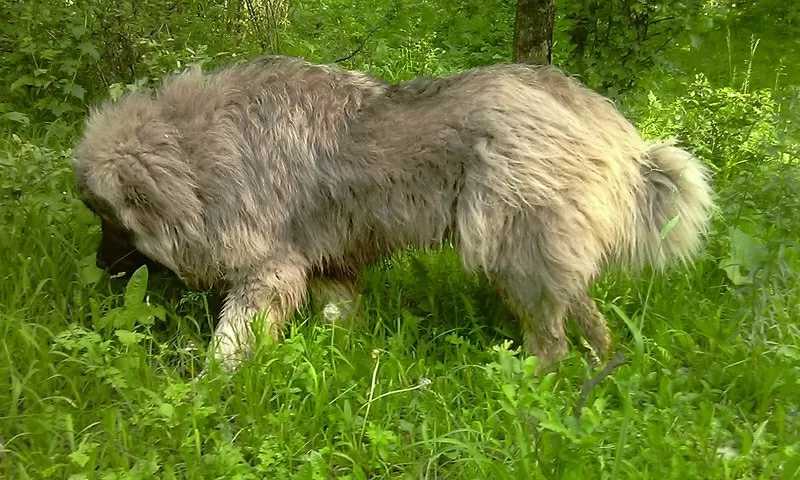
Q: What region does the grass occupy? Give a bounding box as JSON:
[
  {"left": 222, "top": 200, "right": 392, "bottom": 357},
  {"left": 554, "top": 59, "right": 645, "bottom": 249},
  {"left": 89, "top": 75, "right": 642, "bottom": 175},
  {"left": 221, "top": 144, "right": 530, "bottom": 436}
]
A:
[{"left": 1, "top": 29, "right": 800, "bottom": 480}]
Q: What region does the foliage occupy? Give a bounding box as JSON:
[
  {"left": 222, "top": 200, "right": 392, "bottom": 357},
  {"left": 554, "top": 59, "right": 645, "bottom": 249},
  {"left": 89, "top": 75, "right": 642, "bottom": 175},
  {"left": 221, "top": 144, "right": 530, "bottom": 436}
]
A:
[
  {"left": 636, "top": 70, "right": 799, "bottom": 312},
  {"left": 1, "top": 128, "right": 799, "bottom": 476},
  {"left": 1, "top": 0, "right": 799, "bottom": 478},
  {"left": 722, "top": 0, "right": 800, "bottom": 27},
  {"left": 0, "top": 0, "right": 259, "bottom": 125},
  {"left": 553, "top": 0, "right": 710, "bottom": 96},
  {"left": 283, "top": 0, "right": 515, "bottom": 78},
  {"left": 639, "top": 73, "right": 781, "bottom": 181}
]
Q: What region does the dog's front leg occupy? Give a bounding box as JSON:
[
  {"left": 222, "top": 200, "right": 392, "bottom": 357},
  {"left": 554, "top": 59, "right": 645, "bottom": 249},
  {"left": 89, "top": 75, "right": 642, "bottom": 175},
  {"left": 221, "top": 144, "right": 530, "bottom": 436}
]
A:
[{"left": 211, "top": 261, "right": 309, "bottom": 370}]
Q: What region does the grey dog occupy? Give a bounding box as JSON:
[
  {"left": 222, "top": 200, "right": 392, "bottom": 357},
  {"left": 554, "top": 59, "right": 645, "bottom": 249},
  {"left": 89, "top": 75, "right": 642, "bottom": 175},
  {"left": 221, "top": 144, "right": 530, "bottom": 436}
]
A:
[{"left": 73, "top": 55, "right": 714, "bottom": 371}]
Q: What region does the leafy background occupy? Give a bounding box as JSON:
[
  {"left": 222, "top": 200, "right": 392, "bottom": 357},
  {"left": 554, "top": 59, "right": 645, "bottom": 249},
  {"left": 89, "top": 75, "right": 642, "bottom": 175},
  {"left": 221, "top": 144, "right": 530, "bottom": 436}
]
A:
[{"left": 0, "top": 0, "right": 798, "bottom": 478}]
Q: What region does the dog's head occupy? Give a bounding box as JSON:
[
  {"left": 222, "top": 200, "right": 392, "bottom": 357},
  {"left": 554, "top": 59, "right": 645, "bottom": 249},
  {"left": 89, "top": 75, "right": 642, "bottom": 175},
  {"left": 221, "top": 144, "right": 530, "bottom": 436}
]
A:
[
  {"left": 81, "top": 196, "right": 168, "bottom": 276},
  {"left": 73, "top": 89, "right": 205, "bottom": 281}
]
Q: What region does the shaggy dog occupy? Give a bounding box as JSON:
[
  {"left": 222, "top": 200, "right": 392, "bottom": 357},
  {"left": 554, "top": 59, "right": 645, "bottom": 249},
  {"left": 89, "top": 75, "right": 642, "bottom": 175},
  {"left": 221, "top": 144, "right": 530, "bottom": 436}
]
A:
[{"left": 73, "top": 55, "right": 713, "bottom": 371}]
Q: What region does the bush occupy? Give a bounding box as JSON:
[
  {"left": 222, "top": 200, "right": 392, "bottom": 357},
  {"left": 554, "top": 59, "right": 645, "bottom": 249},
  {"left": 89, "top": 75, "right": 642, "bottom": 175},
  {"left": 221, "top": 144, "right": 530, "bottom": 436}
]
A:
[{"left": 639, "top": 73, "right": 782, "bottom": 181}]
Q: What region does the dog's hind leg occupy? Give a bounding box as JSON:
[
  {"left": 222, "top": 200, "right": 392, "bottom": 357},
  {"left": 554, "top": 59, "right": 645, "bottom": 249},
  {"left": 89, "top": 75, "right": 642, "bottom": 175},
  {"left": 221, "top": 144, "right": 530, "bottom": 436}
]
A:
[
  {"left": 490, "top": 272, "right": 570, "bottom": 372},
  {"left": 568, "top": 292, "right": 612, "bottom": 365},
  {"left": 492, "top": 275, "right": 613, "bottom": 371},
  {"left": 212, "top": 258, "right": 309, "bottom": 370},
  {"left": 457, "top": 194, "right": 607, "bottom": 371}
]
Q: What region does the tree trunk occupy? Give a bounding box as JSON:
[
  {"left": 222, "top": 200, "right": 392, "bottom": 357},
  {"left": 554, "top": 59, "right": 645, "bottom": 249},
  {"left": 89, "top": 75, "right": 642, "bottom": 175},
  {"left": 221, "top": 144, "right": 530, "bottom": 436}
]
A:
[{"left": 513, "top": 0, "right": 555, "bottom": 65}]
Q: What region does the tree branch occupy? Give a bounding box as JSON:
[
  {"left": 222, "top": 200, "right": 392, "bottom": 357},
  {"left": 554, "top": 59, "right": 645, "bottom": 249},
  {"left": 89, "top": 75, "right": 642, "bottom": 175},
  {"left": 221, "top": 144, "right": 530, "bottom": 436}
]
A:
[
  {"left": 573, "top": 349, "right": 627, "bottom": 420},
  {"left": 649, "top": 16, "right": 675, "bottom": 26},
  {"left": 332, "top": 25, "right": 382, "bottom": 64},
  {"left": 652, "top": 35, "right": 676, "bottom": 56}
]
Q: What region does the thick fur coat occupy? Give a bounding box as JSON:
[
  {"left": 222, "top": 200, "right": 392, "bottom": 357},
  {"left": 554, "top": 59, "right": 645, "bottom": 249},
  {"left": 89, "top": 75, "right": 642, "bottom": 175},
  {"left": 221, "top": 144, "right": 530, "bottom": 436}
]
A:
[{"left": 73, "top": 55, "right": 714, "bottom": 370}]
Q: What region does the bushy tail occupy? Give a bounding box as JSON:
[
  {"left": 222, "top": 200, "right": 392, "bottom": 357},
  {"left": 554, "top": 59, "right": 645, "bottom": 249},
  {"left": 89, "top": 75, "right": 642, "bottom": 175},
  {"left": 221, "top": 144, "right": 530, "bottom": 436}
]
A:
[{"left": 629, "top": 141, "right": 714, "bottom": 270}]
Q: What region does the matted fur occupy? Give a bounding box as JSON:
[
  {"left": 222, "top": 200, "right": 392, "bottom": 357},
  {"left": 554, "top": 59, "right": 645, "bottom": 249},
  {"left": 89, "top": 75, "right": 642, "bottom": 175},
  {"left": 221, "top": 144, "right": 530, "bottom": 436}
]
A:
[{"left": 73, "top": 55, "right": 714, "bottom": 370}]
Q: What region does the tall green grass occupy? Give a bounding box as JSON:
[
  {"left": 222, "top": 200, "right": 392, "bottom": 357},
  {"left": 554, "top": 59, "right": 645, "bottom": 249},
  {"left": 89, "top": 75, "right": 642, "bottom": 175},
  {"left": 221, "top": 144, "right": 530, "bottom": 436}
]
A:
[{"left": 1, "top": 46, "right": 799, "bottom": 480}]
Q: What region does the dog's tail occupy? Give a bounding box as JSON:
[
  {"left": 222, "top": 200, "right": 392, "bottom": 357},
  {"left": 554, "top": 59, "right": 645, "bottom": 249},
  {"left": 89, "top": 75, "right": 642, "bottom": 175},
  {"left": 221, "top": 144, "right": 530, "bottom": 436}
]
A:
[{"left": 625, "top": 141, "right": 714, "bottom": 270}]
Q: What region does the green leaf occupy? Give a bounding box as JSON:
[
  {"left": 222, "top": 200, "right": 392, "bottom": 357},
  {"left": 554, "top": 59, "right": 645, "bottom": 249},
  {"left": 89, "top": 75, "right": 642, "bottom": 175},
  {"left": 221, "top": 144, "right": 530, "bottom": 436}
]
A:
[
  {"left": 501, "top": 383, "right": 517, "bottom": 404},
  {"left": 9, "top": 76, "right": 35, "bottom": 91},
  {"left": 79, "top": 41, "right": 101, "bottom": 60},
  {"left": 1, "top": 112, "right": 30, "bottom": 124},
  {"left": 40, "top": 49, "right": 60, "bottom": 60},
  {"left": 611, "top": 305, "right": 644, "bottom": 365},
  {"left": 69, "top": 24, "right": 86, "bottom": 39},
  {"left": 65, "top": 84, "right": 86, "bottom": 100},
  {"left": 124, "top": 302, "right": 165, "bottom": 326},
  {"left": 660, "top": 214, "right": 681, "bottom": 240},
  {"left": 108, "top": 83, "right": 125, "bottom": 101},
  {"left": 719, "top": 228, "right": 766, "bottom": 285},
  {"left": 124, "top": 265, "right": 149, "bottom": 306},
  {"left": 158, "top": 402, "right": 175, "bottom": 419},
  {"left": 115, "top": 329, "right": 144, "bottom": 347},
  {"left": 80, "top": 262, "right": 104, "bottom": 286},
  {"left": 68, "top": 439, "right": 97, "bottom": 468}
]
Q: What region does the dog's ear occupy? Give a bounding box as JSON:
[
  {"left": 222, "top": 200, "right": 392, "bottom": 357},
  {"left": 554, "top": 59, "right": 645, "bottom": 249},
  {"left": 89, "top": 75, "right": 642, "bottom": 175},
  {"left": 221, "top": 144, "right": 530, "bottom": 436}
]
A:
[
  {"left": 107, "top": 148, "right": 205, "bottom": 246},
  {"left": 80, "top": 95, "right": 202, "bottom": 226},
  {"left": 115, "top": 146, "right": 200, "bottom": 223}
]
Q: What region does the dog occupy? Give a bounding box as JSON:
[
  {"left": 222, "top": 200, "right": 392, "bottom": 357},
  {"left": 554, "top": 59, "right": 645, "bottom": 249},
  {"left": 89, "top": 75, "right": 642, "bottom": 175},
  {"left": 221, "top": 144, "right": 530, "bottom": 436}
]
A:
[{"left": 73, "top": 55, "right": 714, "bottom": 371}]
